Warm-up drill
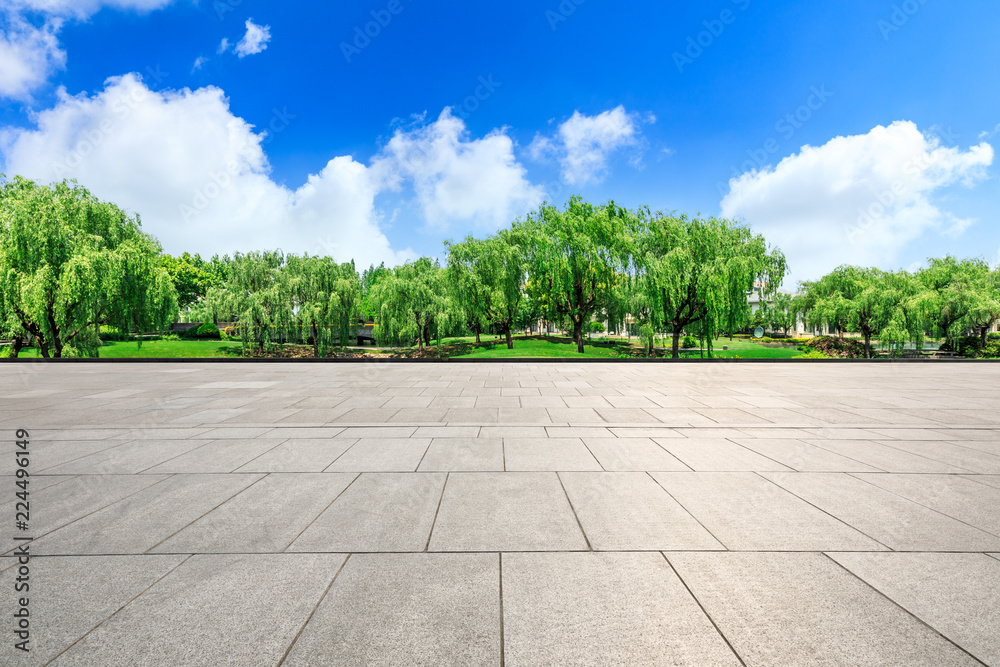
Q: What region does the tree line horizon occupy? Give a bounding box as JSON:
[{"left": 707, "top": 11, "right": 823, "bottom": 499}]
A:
[{"left": 2, "top": 176, "right": 997, "bottom": 359}]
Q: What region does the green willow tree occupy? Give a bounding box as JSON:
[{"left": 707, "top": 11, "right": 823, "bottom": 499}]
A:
[
  {"left": 226, "top": 251, "right": 291, "bottom": 355},
  {"left": 0, "top": 177, "right": 177, "bottom": 358},
  {"left": 911, "top": 256, "right": 982, "bottom": 349},
  {"left": 801, "top": 266, "right": 911, "bottom": 358},
  {"left": 522, "top": 197, "right": 635, "bottom": 354},
  {"left": 447, "top": 227, "right": 530, "bottom": 349},
  {"left": 371, "top": 257, "right": 456, "bottom": 351},
  {"left": 637, "top": 213, "right": 786, "bottom": 359},
  {"left": 286, "top": 255, "right": 361, "bottom": 357}
]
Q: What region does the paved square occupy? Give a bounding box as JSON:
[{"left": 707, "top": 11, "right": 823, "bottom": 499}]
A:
[{"left": 2, "top": 361, "right": 1000, "bottom": 665}]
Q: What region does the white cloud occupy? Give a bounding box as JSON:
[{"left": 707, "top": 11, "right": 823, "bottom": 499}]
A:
[
  {"left": 0, "top": 0, "right": 173, "bottom": 99},
  {"left": 371, "top": 108, "right": 545, "bottom": 230},
  {"left": 11, "top": 0, "right": 173, "bottom": 19},
  {"left": 530, "top": 105, "right": 645, "bottom": 185},
  {"left": 191, "top": 55, "right": 207, "bottom": 71},
  {"left": 719, "top": 121, "right": 994, "bottom": 285},
  {"left": 234, "top": 19, "right": 271, "bottom": 58},
  {"left": 217, "top": 38, "right": 230, "bottom": 54},
  {"left": 0, "top": 74, "right": 414, "bottom": 268},
  {"left": 0, "top": 15, "right": 65, "bottom": 100}
]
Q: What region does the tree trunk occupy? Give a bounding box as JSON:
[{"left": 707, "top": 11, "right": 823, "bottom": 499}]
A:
[
  {"left": 981, "top": 326, "right": 989, "bottom": 348},
  {"left": 671, "top": 328, "right": 681, "bottom": 360},
  {"left": 311, "top": 323, "right": 320, "bottom": 357},
  {"left": 474, "top": 324, "right": 481, "bottom": 345},
  {"left": 9, "top": 336, "right": 23, "bottom": 358},
  {"left": 864, "top": 333, "right": 871, "bottom": 359},
  {"left": 572, "top": 319, "right": 585, "bottom": 354},
  {"left": 505, "top": 326, "right": 513, "bottom": 350}
]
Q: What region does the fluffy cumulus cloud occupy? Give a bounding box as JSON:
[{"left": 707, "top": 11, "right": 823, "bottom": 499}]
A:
[
  {"left": 0, "top": 15, "right": 65, "bottom": 100},
  {"left": 530, "top": 105, "right": 645, "bottom": 185},
  {"left": 720, "top": 121, "right": 994, "bottom": 285},
  {"left": 372, "top": 108, "right": 545, "bottom": 230},
  {"left": 234, "top": 19, "right": 271, "bottom": 58},
  {"left": 0, "top": 77, "right": 549, "bottom": 266},
  {"left": 0, "top": 74, "right": 413, "bottom": 268},
  {"left": 0, "top": 0, "right": 173, "bottom": 99}
]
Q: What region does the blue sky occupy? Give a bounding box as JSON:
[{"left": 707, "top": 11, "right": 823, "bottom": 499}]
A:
[{"left": 1, "top": 0, "right": 998, "bottom": 285}]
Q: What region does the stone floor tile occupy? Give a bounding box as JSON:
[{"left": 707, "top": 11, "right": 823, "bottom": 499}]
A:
[{"left": 502, "top": 438, "right": 602, "bottom": 471}]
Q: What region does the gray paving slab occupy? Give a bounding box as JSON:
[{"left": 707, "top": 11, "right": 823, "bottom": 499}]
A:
[
  {"left": 966, "top": 474, "right": 1000, "bottom": 489},
  {"left": 416, "top": 438, "right": 504, "bottom": 471},
  {"left": 428, "top": 472, "right": 588, "bottom": 551},
  {"left": 27, "top": 473, "right": 262, "bottom": 555},
  {"left": 652, "top": 438, "right": 794, "bottom": 471},
  {"left": 829, "top": 552, "right": 1000, "bottom": 666},
  {"left": 40, "top": 439, "right": 209, "bottom": 474},
  {"left": 7, "top": 474, "right": 169, "bottom": 542},
  {"left": 856, "top": 473, "right": 1000, "bottom": 537},
  {"left": 877, "top": 439, "right": 1000, "bottom": 473},
  {"left": 289, "top": 473, "right": 445, "bottom": 552},
  {"left": 667, "top": 552, "right": 980, "bottom": 666},
  {"left": 323, "top": 437, "right": 432, "bottom": 472},
  {"left": 503, "top": 552, "right": 740, "bottom": 666},
  {"left": 651, "top": 472, "right": 885, "bottom": 551},
  {"left": 502, "top": 437, "right": 603, "bottom": 471},
  {"left": 731, "top": 437, "right": 884, "bottom": 472},
  {"left": 560, "top": 472, "right": 724, "bottom": 550},
  {"left": 284, "top": 553, "right": 500, "bottom": 666},
  {"left": 0, "top": 555, "right": 186, "bottom": 665},
  {"left": 804, "top": 439, "right": 974, "bottom": 473},
  {"left": 581, "top": 437, "right": 690, "bottom": 471},
  {"left": 142, "top": 438, "right": 286, "bottom": 473},
  {"left": 151, "top": 473, "right": 357, "bottom": 553},
  {"left": 762, "top": 472, "right": 1000, "bottom": 551},
  {"left": 50, "top": 554, "right": 345, "bottom": 666},
  {"left": 233, "top": 438, "right": 357, "bottom": 472}
]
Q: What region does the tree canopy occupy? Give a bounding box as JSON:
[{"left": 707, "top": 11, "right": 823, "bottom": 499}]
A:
[{"left": 0, "top": 176, "right": 177, "bottom": 358}]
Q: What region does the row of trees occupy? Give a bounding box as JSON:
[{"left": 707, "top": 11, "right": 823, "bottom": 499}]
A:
[
  {"left": 751, "top": 258, "right": 1000, "bottom": 358},
  {"left": 2, "top": 179, "right": 789, "bottom": 358}
]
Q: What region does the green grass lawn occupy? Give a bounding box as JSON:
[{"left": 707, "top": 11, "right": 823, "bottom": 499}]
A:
[
  {"left": 449, "top": 336, "right": 624, "bottom": 359},
  {"left": 8, "top": 339, "right": 244, "bottom": 358},
  {"left": 3, "top": 335, "right": 806, "bottom": 359}
]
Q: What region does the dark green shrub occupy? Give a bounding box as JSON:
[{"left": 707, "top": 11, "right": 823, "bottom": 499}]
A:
[
  {"left": 978, "top": 342, "right": 1000, "bottom": 359},
  {"left": 681, "top": 335, "right": 698, "bottom": 348},
  {"left": 181, "top": 323, "right": 221, "bottom": 340}
]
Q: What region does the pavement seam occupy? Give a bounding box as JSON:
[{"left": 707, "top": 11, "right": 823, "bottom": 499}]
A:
[
  {"left": 0, "top": 473, "right": 177, "bottom": 557},
  {"left": 498, "top": 552, "right": 506, "bottom": 667},
  {"left": 821, "top": 552, "right": 990, "bottom": 666},
  {"left": 649, "top": 438, "right": 695, "bottom": 471},
  {"left": 424, "top": 472, "right": 450, "bottom": 552},
  {"left": 660, "top": 552, "right": 748, "bottom": 667},
  {"left": 556, "top": 472, "right": 593, "bottom": 551},
  {"left": 579, "top": 439, "right": 607, "bottom": 471},
  {"left": 414, "top": 437, "right": 434, "bottom": 472},
  {"left": 646, "top": 471, "right": 729, "bottom": 550},
  {"left": 755, "top": 472, "right": 895, "bottom": 551},
  {"left": 281, "top": 473, "right": 362, "bottom": 552},
  {"left": 872, "top": 438, "right": 999, "bottom": 473},
  {"left": 42, "top": 553, "right": 195, "bottom": 666},
  {"left": 721, "top": 436, "right": 796, "bottom": 471},
  {"left": 222, "top": 435, "right": 294, "bottom": 472},
  {"left": 320, "top": 438, "right": 361, "bottom": 472},
  {"left": 34, "top": 438, "right": 139, "bottom": 473},
  {"left": 845, "top": 472, "right": 1000, "bottom": 540},
  {"left": 276, "top": 553, "right": 352, "bottom": 666},
  {"left": 139, "top": 473, "right": 269, "bottom": 553}
]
